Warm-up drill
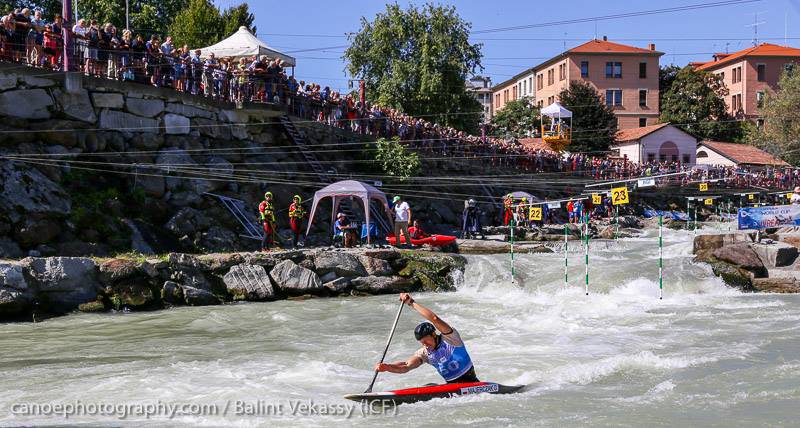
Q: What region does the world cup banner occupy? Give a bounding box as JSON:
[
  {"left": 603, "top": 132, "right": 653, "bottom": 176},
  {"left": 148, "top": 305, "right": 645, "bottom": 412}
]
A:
[{"left": 738, "top": 205, "right": 800, "bottom": 230}]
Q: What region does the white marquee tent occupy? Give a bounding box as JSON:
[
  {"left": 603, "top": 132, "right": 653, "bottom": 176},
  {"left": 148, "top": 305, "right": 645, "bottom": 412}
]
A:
[{"left": 196, "top": 26, "right": 296, "bottom": 67}]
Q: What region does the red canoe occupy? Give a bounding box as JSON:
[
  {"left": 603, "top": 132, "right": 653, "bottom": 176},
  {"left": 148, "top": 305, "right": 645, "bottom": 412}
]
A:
[
  {"left": 386, "top": 234, "right": 457, "bottom": 247},
  {"left": 344, "top": 382, "right": 525, "bottom": 404}
]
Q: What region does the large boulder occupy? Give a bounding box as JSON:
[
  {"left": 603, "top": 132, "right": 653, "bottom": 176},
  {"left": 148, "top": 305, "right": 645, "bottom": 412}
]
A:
[
  {"left": 0, "top": 263, "right": 32, "bottom": 318},
  {"left": 752, "top": 277, "right": 800, "bottom": 293},
  {"left": 0, "top": 88, "right": 53, "bottom": 119},
  {"left": 26, "top": 257, "right": 102, "bottom": 312},
  {"left": 91, "top": 92, "right": 124, "bottom": 109},
  {"left": 155, "top": 148, "right": 212, "bottom": 193},
  {"left": 98, "top": 258, "right": 144, "bottom": 285},
  {"left": 269, "top": 259, "right": 322, "bottom": 295},
  {"left": 99, "top": 109, "right": 159, "bottom": 133},
  {"left": 13, "top": 218, "right": 61, "bottom": 248},
  {"left": 166, "top": 102, "right": 214, "bottom": 119},
  {"left": 223, "top": 264, "right": 276, "bottom": 301},
  {"left": 54, "top": 89, "right": 97, "bottom": 123},
  {"left": 198, "top": 227, "right": 239, "bottom": 252},
  {"left": 182, "top": 285, "right": 219, "bottom": 306},
  {"left": 358, "top": 255, "right": 394, "bottom": 276},
  {"left": 164, "top": 113, "right": 190, "bottom": 134},
  {"left": 165, "top": 207, "right": 213, "bottom": 237},
  {"left": 0, "top": 237, "right": 23, "bottom": 259},
  {"left": 161, "top": 281, "right": 184, "bottom": 305},
  {"left": 0, "top": 161, "right": 71, "bottom": 223},
  {"left": 712, "top": 244, "right": 766, "bottom": 276},
  {"left": 125, "top": 97, "right": 165, "bottom": 117},
  {"left": 313, "top": 252, "right": 367, "bottom": 277},
  {"left": 751, "top": 242, "right": 799, "bottom": 268},
  {"left": 351, "top": 276, "right": 417, "bottom": 294},
  {"left": 106, "top": 283, "right": 158, "bottom": 310}
]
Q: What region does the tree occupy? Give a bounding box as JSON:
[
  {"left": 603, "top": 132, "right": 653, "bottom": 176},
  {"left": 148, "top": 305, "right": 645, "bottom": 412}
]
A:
[
  {"left": 373, "top": 137, "right": 421, "bottom": 180},
  {"left": 344, "top": 3, "right": 484, "bottom": 134},
  {"left": 221, "top": 3, "right": 256, "bottom": 39},
  {"left": 557, "top": 80, "right": 617, "bottom": 153},
  {"left": 660, "top": 66, "right": 747, "bottom": 142},
  {"left": 659, "top": 64, "right": 681, "bottom": 106},
  {"left": 1, "top": 0, "right": 62, "bottom": 19},
  {"left": 168, "top": 0, "right": 222, "bottom": 49},
  {"left": 749, "top": 68, "right": 800, "bottom": 165},
  {"left": 490, "top": 96, "right": 540, "bottom": 138},
  {"left": 76, "top": 0, "right": 190, "bottom": 36}
]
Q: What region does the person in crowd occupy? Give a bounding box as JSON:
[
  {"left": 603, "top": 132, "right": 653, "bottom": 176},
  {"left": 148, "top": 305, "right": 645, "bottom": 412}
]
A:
[
  {"left": 792, "top": 187, "right": 800, "bottom": 205},
  {"left": 334, "top": 212, "right": 356, "bottom": 248},
  {"left": 27, "top": 9, "right": 43, "bottom": 66},
  {"left": 130, "top": 34, "right": 146, "bottom": 82},
  {"left": 85, "top": 20, "right": 101, "bottom": 76},
  {"left": 516, "top": 197, "right": 528, "bottom": 228},
  {"left": 258, "top": 192, "right": 276, "bottom": 251},
  {"left": 71, "top": 18, "right": 87, "bottom": 69},
  {"left": 503, "top": 194, "right": 514, "bottom": 226},
  {"left": 409, "top": 220, "right": 427, "bottom": 240},
  {"left": 392, "top": 195, "right": 412, "bottom": 248},
  {"left": 288, "top": 195, "right": 306, "bottom": 248},
  {"left": 462, "top": 199, "right": 483, "bottom": 239}
]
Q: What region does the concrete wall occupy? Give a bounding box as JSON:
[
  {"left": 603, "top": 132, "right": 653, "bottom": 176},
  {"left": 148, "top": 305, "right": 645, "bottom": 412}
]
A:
[
  {"left": 640, "top": 126, "right": 697, "bottom": 164},
  {"left": 696, "top": 146, "right": 737, "bottom": 167}
]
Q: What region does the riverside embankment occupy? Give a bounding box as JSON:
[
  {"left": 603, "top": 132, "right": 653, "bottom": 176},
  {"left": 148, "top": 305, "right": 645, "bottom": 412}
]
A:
[{"left": 0, "top": 248, "right": 465, "bottom": 322}]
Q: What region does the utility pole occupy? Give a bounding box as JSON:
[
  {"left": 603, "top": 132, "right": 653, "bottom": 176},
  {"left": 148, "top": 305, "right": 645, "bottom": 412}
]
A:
[
  {"left": 126, "top": 0, "right": 130, "bottom": 31},
  {"left": 63, "top": 0, "right": 73, "bottom": 72},
  {"left": 745, "top": 11, "right": 767, "bottom": 46}
]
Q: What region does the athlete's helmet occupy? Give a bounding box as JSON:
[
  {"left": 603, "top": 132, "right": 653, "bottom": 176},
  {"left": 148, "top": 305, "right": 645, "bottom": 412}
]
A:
[{"left": 414, "top": 322, "right": 436, "bottom": 340}]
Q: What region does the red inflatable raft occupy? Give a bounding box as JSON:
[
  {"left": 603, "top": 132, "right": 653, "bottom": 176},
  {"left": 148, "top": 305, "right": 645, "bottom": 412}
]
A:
[{"left": 386, "top": 234, "right": 457, "bottom": 247}]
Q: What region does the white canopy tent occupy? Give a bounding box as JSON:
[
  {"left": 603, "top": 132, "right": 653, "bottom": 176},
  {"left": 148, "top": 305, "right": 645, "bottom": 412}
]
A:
[
  {"left": 540, "top": 102, "right": 573, "bottom": 119},
  {"left": 196, "top": 26, "right": 296, "bottom": 67}
]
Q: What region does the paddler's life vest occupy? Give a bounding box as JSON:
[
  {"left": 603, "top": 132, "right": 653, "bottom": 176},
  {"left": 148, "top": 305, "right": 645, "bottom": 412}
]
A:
[
  {"left": 288, "top": 202, "right": 305, "bottom": 219},
  {"left": 426, "top": 334, "right": 473, "bottom": 382},
  {"left": 259, "top": 200, "right": 275, "bottom": 223}
]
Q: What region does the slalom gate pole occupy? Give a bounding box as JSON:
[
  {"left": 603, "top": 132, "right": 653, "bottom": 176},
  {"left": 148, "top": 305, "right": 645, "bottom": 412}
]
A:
[
  {"left": 564, "top": 223, "right": 568, "bottom": 288},
  {"left": 658, "top": 214, "right": 663, "bottom": 300},
  {"left": 686, "top": 198, "right": 690, "bottom": 231},
  {"left": 584, "top": 215, "right": 589, "bottom": 296},
  {"left": 510, "top": 218, "right": 515, "bottom": 280},
  {"left": 694, "top": 207, "right": 698, "bottom": 237}
]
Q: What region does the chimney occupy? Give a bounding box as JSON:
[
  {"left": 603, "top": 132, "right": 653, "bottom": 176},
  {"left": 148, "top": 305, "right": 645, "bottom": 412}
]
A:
[
  {"left": 649, "top": 43, "right": 656, "bottom": 51},
  {"left": 602, "top": 35, "right": 608, "bottom": 41}
]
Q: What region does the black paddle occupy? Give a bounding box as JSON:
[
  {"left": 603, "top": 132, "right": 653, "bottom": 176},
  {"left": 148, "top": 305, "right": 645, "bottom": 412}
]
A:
[{"left": 364, "top": 300, "right": 405, "bottom": 393}]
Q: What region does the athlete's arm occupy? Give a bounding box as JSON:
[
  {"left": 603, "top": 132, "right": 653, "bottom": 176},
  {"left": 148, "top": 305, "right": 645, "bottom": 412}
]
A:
[
  {"left": 375, "top": 355, "right": 423, "bottom": 374},
  {"left": 399, "top": 293, "right": 452, "bottom": 334}
]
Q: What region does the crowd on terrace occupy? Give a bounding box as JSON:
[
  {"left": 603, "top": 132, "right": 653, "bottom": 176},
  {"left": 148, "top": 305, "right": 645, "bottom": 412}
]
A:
[{"left": 0, "top": 6, "right": 798, "bottom": 191}]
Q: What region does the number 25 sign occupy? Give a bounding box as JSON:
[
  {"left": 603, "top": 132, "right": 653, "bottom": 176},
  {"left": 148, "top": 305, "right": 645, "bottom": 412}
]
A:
[{"left": 611, "top": 187, "right": 629, "bottom": 205}]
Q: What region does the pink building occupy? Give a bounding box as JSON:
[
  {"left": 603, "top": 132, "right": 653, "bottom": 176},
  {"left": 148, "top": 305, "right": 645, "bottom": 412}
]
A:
[
  {"left": 694, "top": 43, "right": 800, "bottom": 123},
  {"left": 492, "top": 37, "right": 663, "bottom": 130}
]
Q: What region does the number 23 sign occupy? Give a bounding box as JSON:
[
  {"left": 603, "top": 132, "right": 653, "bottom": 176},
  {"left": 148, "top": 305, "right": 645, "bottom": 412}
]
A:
[{"left": 611, "top": 187, "right": 629, "bottom": 205}]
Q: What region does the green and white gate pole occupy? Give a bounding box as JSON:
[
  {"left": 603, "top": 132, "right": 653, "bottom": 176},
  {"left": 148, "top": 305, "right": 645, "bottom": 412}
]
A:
[
  {"left": 615, "top": 204, "right": 619, "bottom": 238},
  {"left": 686, "top": 198, "right": 690, "bottom": 231},
  {"left": 584, "top": 215, "right": 589, "bottom": 296},
  {"left": 564, "top": 223, "right": 568, "bottom": 288},
  {"left": 510, "top": 218, "right": 515, "bottom": 280},
  {"left": 693, "top": 206, "right": 698, "bottom": 237},
  {"left": 658, "top": 214, "right": 663, "bottom": 300}
]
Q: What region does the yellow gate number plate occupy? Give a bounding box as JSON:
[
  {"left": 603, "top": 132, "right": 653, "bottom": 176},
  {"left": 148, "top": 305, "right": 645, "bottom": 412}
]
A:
[
  {"left": 748, "top": 194, "right": 754, "bottom": 200},
  {"left": 592, "top": 194, "right": 602, "bottom": 205},
  {"left": 612, "top": 187, "right": 629, "bottom": 205},
  {"left": 704, "top": 198, "right": 713, "bottom": 205},
  {"left": 699, "top": 183, "right": 708, "bottom": 192},
  {"left": 529, "top": 207, "right": 542, "bottom": 221}
]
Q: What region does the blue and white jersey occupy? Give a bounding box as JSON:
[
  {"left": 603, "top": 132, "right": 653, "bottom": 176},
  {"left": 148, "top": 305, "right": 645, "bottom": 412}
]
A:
[{"left": 414, "top": 328, "right": 473, "bottom": 381}]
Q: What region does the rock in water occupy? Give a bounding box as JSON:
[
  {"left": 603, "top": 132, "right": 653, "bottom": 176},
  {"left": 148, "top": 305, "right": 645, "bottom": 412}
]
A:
[
  {"left": 223, "top": 264, "right": 275, "bottom": 301},
  {"left": 712, "top": 244, "right": 766, "bottom": 276},
  {"left": 182, "top": 285, "right": 219, "bottom": 306},
  {"left": 0, "top": 263, "right": 32, "bottom": 318},
  {"left": 358, "top": 256, "right": 394, "bottom": 276},
  {"left": 269, "top": 260, "right": 322, "bottom": 295},
  {"left": 751, "top": 242, "right": 799, "bottom": 268},
  {"left": 161, "top": 281, "right": 184, "bottom": 305},
  {"left": 26, "top": 257, "right": 101, "bottom": 313},
  {"left": 351, "top": 276, "right": 416, "bottom": 294}
]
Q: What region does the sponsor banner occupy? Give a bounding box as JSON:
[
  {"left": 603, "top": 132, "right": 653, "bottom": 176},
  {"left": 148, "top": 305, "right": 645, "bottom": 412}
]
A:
[
  {"left": 637, "top": 178, "right": 656, "bottom": 188},
  {"left": 738, "top": 204, "right": 800, "bottom": 230},
  {"left": 547, "top": 202, "right": 561, "bottom": 209}
]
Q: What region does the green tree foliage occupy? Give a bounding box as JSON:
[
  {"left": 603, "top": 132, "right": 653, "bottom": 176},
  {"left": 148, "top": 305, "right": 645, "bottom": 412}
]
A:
[
  {"left": 168, "top": 0, "right": 222, "bottom": 48},
  {"left": 344, "top": 3, "right": 484, "bottom": 134},
  {"left": 659, "top": 64, "right": 681, "bottom": 106},
  {"left": 76, "top": 0, "right": 189, "bottom": 36},
  {"left": 0, "top": 0, "right": 62, "bottom": 18},
  {"left": 557, "top": 80, "right": 617, "bottom": 153},
  {"left": 660, "top": 66, "right": 747, "bottom": 142},
  {"left": 373, "top": 137, "right": 421, "bottom": 180},
  {"left": 490, "top": 96, "right": 540, "bottom": 138},
  {"left": 221, "top": 3, "right": 256, "bottom": 39},
  {"left": 749, "top": 67, "right": 800, "bottom": 165}
]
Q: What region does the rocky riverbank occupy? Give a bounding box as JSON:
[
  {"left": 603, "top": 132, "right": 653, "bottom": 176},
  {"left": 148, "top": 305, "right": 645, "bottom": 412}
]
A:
[
  {"left": 0, "top": 248, "right": 466, "bottom": 322},
  {"left": 693, "top": 227, "right": 800, "bottom": 292}
]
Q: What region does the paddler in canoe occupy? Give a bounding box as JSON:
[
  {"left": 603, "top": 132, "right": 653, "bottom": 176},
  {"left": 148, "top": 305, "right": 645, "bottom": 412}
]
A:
[{"left": 374, "top": 293, "right": 479, "bottom": 384}]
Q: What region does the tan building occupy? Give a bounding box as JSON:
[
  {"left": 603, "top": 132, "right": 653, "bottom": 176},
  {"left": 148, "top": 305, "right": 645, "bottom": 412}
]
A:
[
  {"left": 492, "top": 37, "right": 663, "bottom": 130},
  {"left": 696, "top": 140, "right": 789, "bottom": 168},
  {"left": 466, "top": 76, "right": 494, "bottom": 123},
  {"left": 694, "top": 43, "right": 800, "bottom": 123}
]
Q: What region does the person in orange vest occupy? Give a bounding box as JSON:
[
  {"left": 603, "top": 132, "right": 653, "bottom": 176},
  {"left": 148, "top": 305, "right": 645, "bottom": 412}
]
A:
[
  {"left": 258, "top": 192, "right": 276, "bottom": 251},
  {"left": 503, "top": 194, "right": 514, "bottom": 226},
  {"left": 288, "top": 194, "right": 306, "bottom": 248}
]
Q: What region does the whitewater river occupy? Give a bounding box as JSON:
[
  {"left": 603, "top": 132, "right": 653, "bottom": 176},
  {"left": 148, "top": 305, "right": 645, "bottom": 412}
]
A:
[{"left": 2, "top": 225, "right": 799, "bottom": 427}]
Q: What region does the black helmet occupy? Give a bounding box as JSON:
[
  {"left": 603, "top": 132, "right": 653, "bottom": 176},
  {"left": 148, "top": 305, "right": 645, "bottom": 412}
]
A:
[{"left": 414, "top": 322, "right": 436, "bottom": 340}]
